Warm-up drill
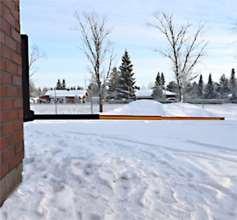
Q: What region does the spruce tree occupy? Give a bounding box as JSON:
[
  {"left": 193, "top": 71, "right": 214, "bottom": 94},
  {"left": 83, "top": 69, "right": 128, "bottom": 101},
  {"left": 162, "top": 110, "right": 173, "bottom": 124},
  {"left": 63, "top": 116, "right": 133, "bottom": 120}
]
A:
[
  {"left": 204, "top": 74, "right": 216, "bottom": 99},
  {"left": 155, "top": 72, "right": 161, "bottom": 86},
  {"left": 77, "top": 86, "right": 83, "bottom": 90},
  {"left": 230, "top": 68, "right": 236, "bottom": 99},
  {"left": 161, "top": 72, "right": 165, "bottom": 88},
  {"left": 217, "top": 74, "right": 230, "bottom": 98},
  {"left": 166, "top": 81, "right": 178, "bottom": 93},
  {"left": 62, "top": 79, "right": 66, "bottom": 90},
  {"left": 184, "top": 82, "right": 193, "bottom": 98},
  {"left": 116, "top": 50, "right": 137, "bottom": 100},
  {"left": 107, "top": 67, "right": 119, "bottom": 100},
  {"left": 152, "top": 72, "right": 163, "bottom": 99},
  {"left": 191, "top": 82, "right": 199, "bottom": 98},
  {"left": 197, "top": 74, "right": 204, "bottom": 98},
  {"left": 56, "top": 79, "right": 61, "bottom": 90}
]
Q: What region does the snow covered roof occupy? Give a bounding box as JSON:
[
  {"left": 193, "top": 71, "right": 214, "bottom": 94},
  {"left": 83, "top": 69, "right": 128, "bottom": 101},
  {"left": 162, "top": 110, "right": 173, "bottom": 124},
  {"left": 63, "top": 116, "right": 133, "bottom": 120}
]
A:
[
  {"left": 163, "top": 90, "right": 176, "bottom": 96},
  {"left": 45, "top": 90, "right": 87, "bottom": 98},
  {"left": 136, "top": 89, "right": 153, "bottom": 97},
  {"left": 135, "top": 89, "right": 177, "bottom": 97}
]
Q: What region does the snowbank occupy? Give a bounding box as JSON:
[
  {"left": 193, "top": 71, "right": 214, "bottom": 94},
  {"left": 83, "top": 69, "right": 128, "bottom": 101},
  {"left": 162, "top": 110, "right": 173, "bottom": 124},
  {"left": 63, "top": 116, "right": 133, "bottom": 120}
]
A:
[
  {"left": 162, "top": 103, "right": 215, "bottom": 117},
  {"left": 105, "top": 100, "right": 166, "bottom": 116},
  {"left": 106, "top": 100, "right": 215, "bottom": 117}
]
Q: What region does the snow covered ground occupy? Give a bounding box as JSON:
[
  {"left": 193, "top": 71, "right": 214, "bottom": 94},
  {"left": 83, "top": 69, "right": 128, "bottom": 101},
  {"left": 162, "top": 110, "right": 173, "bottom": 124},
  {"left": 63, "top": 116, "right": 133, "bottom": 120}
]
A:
[
  {"left": 201, "top": 104, "right": 237, "bottom": 120},
  {"left": 31, "top": 103, "right": 123, "bottom": 114},
  {"left": 31, "top": 101, "right": 237, "bottom": 120},
  {"left": 105, "top": 100, "right": 216, "bottom": 117},
  {"left": 1, "top": 102, "right": 237, "bottom": 220}
]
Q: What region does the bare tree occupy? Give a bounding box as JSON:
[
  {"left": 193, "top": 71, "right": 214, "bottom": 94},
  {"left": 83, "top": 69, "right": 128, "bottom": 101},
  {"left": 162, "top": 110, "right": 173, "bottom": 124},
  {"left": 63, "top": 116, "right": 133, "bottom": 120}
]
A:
[
  {"left": 29, "top": 45, "right": 44, "bottom": 77},
  {"left": 75, "top": 12, "right": 114, "bottom": 112},
  {"left": 29, "top": 45, "right": 44, "bottom": 97},
  {"left": 149, "top": 13, "right": 207, "bottom": 102}
]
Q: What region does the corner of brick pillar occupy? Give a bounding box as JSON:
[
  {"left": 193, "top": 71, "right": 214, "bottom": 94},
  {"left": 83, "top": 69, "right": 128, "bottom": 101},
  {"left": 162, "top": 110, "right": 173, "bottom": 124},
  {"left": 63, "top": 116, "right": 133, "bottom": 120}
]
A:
[{"left": 0, "top": 0, "right": 24, "bottom": 206}]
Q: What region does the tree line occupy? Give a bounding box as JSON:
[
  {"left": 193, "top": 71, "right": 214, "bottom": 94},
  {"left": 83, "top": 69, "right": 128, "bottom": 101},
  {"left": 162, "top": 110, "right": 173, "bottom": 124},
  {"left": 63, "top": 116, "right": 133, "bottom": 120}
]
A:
[
  {"left": 55, "top": 79, "right": 83, "bottom": 91},
  {"left": 89, "top": 49, "right": 237, "bottom": 102},
  {"left": 155, "top": 68, "right": 237, "bottom": 101},
  {"left": 38, "top": 56, "right": 237, "bottom": 104}
]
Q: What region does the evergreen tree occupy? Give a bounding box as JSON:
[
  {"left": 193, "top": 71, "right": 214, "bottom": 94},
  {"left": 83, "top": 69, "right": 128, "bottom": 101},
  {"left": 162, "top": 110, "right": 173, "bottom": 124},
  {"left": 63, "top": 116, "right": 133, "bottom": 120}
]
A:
[
  {"left": 107, "top": 67, "right": 119, "bottom": 100},
  {"left": 152, "top": 72, "right": 163, "bottom": 99},
  {"left": 77, "top": 86, "right": 83, "bottom": 90},
  {"left": 230, "top": 68, "right": 236, "bottom": 99},
  {"left": 62, "top": 79, "right": 66, "bottom": 90},
  {"left": 56, "top": 79, "right": 61, "bottom": 90},
  {"left": 197, "top": 74, "right": 204, "bottom": 98},
  {"left": 155, "top": 72, "right": 161, "bottom": 86},
  {"left": 191, "top": 82, "right": 199, "bottom": 98},
  {"left": 161, "top": 72, "right": 165, "bottom": 88},
  {"left": 152, "top": 86, "right": 163, "bottom": 99},
  {"left": 184, "top": 82, "right": 193, "bottom": 98},
  {"left": 204, "top": 74, "right": 216, "bottom": 99},
  {"left": 217, "top": 74, "right": 230, "bottom": 98},
  {"left": 116, "top": 50, "right": 137, "bottom": 100},
  {"left": 166, "top": 81, "right": 178, "bottom": 93}
]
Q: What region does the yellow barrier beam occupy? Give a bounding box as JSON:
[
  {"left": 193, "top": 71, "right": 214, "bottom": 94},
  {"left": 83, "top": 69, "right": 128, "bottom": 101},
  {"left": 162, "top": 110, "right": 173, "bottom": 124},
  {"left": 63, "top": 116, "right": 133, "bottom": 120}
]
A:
[{"left": 99, "top": 115, "right": 225, "bottom": 121}]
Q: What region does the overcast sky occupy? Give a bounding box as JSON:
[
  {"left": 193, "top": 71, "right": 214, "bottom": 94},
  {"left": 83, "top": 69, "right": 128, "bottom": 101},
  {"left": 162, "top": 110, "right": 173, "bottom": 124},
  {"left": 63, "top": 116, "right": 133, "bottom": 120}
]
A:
[{"left": 21, "top": 0, "right": 237, "bottom": 88}]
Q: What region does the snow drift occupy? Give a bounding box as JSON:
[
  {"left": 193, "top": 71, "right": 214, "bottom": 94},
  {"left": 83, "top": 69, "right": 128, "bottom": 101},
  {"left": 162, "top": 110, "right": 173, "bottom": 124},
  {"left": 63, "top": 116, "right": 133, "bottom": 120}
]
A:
[
  {"left": 106, "top": 100, "right": 166, "bottom": 116},
  {"left": 106, "top": 100, "right": 215, "bottom": 117}
]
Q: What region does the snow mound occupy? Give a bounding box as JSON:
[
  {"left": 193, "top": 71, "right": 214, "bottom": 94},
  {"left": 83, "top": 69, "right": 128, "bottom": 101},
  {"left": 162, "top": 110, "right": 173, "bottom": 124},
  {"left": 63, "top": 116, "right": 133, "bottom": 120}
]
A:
[
  {"left": 106, "top": 100, "right": 216, "bottom": 117},
  {"left": 106, "top": 100, "right": 166, "bottom": 115},
  {"left": 163, "top": 103, "right": 215, "bottom": 117}
]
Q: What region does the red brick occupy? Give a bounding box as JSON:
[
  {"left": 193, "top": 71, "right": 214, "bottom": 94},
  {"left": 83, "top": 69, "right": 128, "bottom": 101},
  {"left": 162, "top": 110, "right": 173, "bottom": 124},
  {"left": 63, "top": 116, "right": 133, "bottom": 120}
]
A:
[
  {"left": 12, "top": 75, "right": 21, "bottom": 86},
  {"left": 11, "top": 51, "right": 21, "bottom": 65},
  {"left": 0, "top": 110, "right": 19, "bottom": 122},
  {"left": 17, "top": 65, "right": 21, "bottom": 75},
  {"left": 0, "top": 99, "right": 13, "bottom": 110},
  {"left": 0, "top": 2, "right": 3, "bottom": 17},
  {"left": 0, "top": 0, "right": 23, "bottom": 191},
  {"left": 0, "top": 58, "right": 7, "bottom": 71},
  {"left": 11, "top": 28, "right": 20, "bottom": 42},
  {"left": 0, "top": 19, "right": 11, "bottom": 36},
  {"left": 0, "top": 86, "right": 7, "bottom": 97},
  {"left": 2, "top": 74, "right": 12, "bottom": 84},
  {"left": 6, "top": 59, "right": 18, "bottom": 74},
  {"left": 3, "top": 5, "right": 15, "bottom": 27},
  {"left": 0, "top": 137, "right": 7, "bottom": 150},
  {"left": 0, "top": 31, "right": 5, "bottom": 43},
  {"left": 5, "top": 35, "right": 17, "bottom": 51},
  {"left": 7, "top": 86, "right": 18, "bottom": 96},
  {"left": 2, "top": 46, "right": 11, "bottom": 59}
]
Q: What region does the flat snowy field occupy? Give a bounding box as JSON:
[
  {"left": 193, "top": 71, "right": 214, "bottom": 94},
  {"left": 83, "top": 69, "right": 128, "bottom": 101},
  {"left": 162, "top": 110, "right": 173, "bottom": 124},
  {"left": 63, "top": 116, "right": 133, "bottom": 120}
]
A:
[
  {"left": 31, "top": 102, "right": 237, "bottom": 120},
  {"left": 1, "top": 102, "right": 237, "bottom": 220},
  {"left": 31, "top": 103, "right": 123, "bottom": 115}
]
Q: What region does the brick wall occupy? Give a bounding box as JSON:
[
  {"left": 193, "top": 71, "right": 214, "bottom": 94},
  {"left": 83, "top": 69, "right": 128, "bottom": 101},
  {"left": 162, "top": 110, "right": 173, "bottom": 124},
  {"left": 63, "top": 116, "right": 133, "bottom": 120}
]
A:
[{"left": 0, "top": 0, "right": 24, "bottom": 206}]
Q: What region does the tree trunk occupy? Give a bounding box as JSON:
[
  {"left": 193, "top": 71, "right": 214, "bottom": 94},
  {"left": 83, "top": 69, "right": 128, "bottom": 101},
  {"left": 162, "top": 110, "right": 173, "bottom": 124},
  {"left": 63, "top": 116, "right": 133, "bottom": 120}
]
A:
[
  {"left": 99, "top": 87, "right": 103, "bottom": 113},
  {"left": 99, "top": 94, "right": 103, "bottom": 113},
  {"left": 176, "top": 78, "right": 182, "bottom": 102}
]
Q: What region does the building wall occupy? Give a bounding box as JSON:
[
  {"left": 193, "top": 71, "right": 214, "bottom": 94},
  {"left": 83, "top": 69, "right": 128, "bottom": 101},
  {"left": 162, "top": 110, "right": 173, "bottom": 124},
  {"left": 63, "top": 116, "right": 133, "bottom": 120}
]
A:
[{"left": 0, "top": 0, "right": 24, "bottom": 206}]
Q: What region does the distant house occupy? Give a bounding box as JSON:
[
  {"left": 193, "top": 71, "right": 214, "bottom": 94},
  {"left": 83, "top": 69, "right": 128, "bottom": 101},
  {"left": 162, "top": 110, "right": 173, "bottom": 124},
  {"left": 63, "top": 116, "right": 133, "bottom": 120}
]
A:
[
  {"left": 39, "top": 90, "right": 88, "bottom": 104},
  {"left": 163, "top": 90, "right": 177, "bottom": 100},
  {"left": 136, "top": 89, "right": 153, "bottom": 100},
  {"left": 135, "top": 89, "right": 177, "bottom": 100}
]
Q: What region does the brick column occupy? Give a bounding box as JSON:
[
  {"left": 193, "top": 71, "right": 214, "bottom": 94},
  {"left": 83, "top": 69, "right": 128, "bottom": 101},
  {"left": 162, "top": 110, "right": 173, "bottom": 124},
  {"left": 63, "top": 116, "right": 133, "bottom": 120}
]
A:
[{"left": 0, "top": 0, "right": 24, "bottom": 206}]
